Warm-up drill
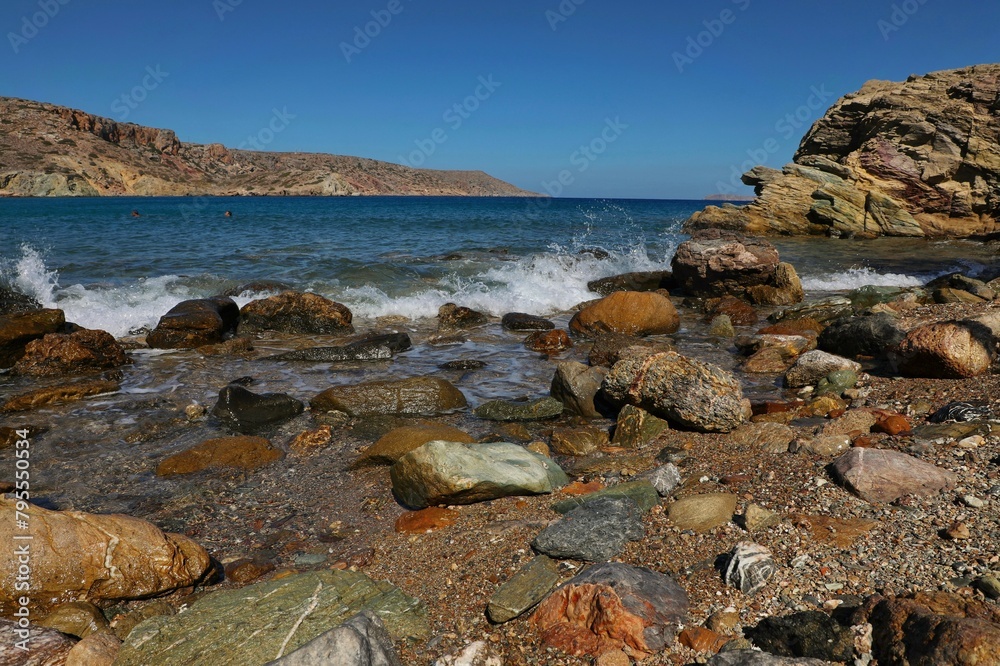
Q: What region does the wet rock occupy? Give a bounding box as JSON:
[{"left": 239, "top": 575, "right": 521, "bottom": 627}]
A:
[
  {"left": 708, "top": 295, "right": 759, "bottom": 326},
  {"left": 858, "top": 592, "right": 1000, "bottom": 666},
  {"left": 487, "top": 555, "right": 561, "bottom": 623},
  {"left": 147, "top": 297, "right": 240, "bottom": 348},
  {"left": 873, "top": 413, "right": 911, "bottom": 435},
  {"left": 611, "top": 404, "right": 670, "bottom": 449},
  {"left": 929, "top": 401, "right": 993, "bottom": 423},
  {"left": 769, "top": 297, "right": 853, "bottom": 324},
  {"left": 1, "top": 378, "right": 120, "bottom": 412},
  {"left": 110, "top": 601, "right": 175, "bottom": 640},
  {"left": 0, "top": 285, "right": 41, "bottom": 315},
  {"left": 550, "top": 361, "right": 607, "bottom": 419},
  {"left": 530, "top": 562, "right": 689, "bottom": 658},
  {"left": 0, "top": 498, "right": 210, "bottom": 615},
  {"left": 438, "top": 303, "right": 488, "bottom": 330},
  {"left": 13, "top": 328, "right": 128, "bottom": 376},
  {"left": 830, "top": 448, "right": 958, "bottom": 503},
  {"left": 211, "top": 385, "right": 304, "bottom": 430},
  {"left": 265, "top": 333, "right": 411, "bottom": 362},
  {"left": 725, "top": 542, "right": 776, "bottom": 595},
  {"left": 39, "top": 601, "right": 109, "bottom": 638},
  {"left": 730, "top": 423, "right": 794, "bottom": 453},
  {"left": 0, "top": 619, "right": 76, "bottom": 663},
  {"left": 393, "top": 507, "right": 458, "bottom": 534},
  {"left": 588, "top": 332, "right": 672, "bottom": 367},
  {"left": 501, "top": 312, "right": 554, "bottom": 331},
  {"left": 742, "top": 347, "right": 798, "bottom": 374},
  {"left": 815, "top": 368, "right": 858, "bottom": 396},
  {"left": 533, "top": 496, "right": 644, "bottom": 562},
  {"left": 549, "top": 426, "right": 609, "bottom": 456},
  {"left": 220, "top": 279, "right": 292, "bottom": 297},
  {"left": 602, "top": 351, "right": 749, "bottom": 433},
  {"left": 115, "top": 570, "right": 428, "bottom": 666},
  {"left": 893, "top": 320, "right": 994, "bottom": 378},
  {"left": 157, "top": 435, "right": 284, "bottom": 476},
  {"left": 66, "top": 631, "right": 120, "bottom": 666},
  {"left": 551, "top": 480, "right": 660, "bottom": 514},
  {"left": 198, "top": 336, "right": 254, "bottom": 356},
  {"left": 390, "top": 441, "right": 568, "bottom": 508},
  {"left": 288, "top": 425, "right": 334, "bottom": 455},
  {"left": 0, "top": 308, "right": 65, "bottom": 367},
  {"left": 225, "top": 558, "right": 276, "bottom": 584},
  {"left": 784, "top": 350, "right": 862, "bottom": 388},
  {"left": 587, "top": 270, "right": 674, "bottom": 296},
  {"left": 438, "top": 359, "right": 487, "bottom": 370},
  {"left": 239, "top": 291, "right": 353, "bottom": 335},
  {"left": 569, "top": 291, "right": 680, "bottom": 337},
  {"left": 745, "top": 611, "right": 854, "bottom": 662},
  {"left": 474, "top": 397, "right": 564, "bottom": 422},
  {"left": 524, "top": 329, "right": 573, "bottom": 354},
  {"left": 709, "top": 314, "right": 736, "bottom": 337},
  {"left": 818, "top": 312, "right": 906, "bottom": 358},
  {"left": 735, "top": 333, "right": 813, "bottom": 358},
  {"left": 311, "top": 377, "right": 467, "bottom": 416},
  {"left": 706, "top": 650, "right": 836, "bottom": 665},
  {"left": 265, "top": 611, "right": 403, "bottom": 666},
  {"left": 356, "top": 424, "right": 474, "bottom": 466},
  {"left": 637, "top": 464, "right": 682, "bottom": 496},
  {"left": 667, "top": 493, "right": 737, "bottom": 532}
]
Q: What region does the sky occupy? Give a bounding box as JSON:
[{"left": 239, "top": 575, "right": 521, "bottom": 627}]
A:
[{"left": 2, "top": 0, "right": 999, "bottom": 199}]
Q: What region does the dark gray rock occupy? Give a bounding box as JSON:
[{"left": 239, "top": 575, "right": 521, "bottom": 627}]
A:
[
  {"left": 265, "top": 611, "right": 402, "bottom": 666},
  {"left": 587, "top": 270, "right": 674, "bottom": 296},
  {"left": 487, "top": 555, "right": 561, "bottom": 624},
  {"left": 818, "top": 312, "right": 905, "bottom": 358},
  {"left": 0, "top": 286, "right": 41, "bottom": 315},
  {"left": 501, "top": 312, "right": 555, "bottom": 331},
  {"left": 264, "top": 334, "right": 411, "bottom": 362},
  {"left": 438, "top": 359, "right": 487, "bottom": 370},
  {"left": 745, "top": 611, "right": 854, "bottom": 663},
  {"left": 550, "top": 361, "right": 608, "bottom": 419},
  {"left": 474, "top": 397, "right": 564, "bottom": 422},
  {"left": 212, "top": 385, "right": 304, "bottom": 430},
  {"left": 707, "top": 650, "right": 831, "bottom": 665},
  {"left": 532, "top": 496, "right": 644, "bottom": 561}
]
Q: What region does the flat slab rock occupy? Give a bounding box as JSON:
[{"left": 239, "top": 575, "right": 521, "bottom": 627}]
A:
[
  {"left": 532, "top": 496, "right": 645, "bottom": 562},
  {"left": 115, "top": 570, "right": 427, "bottom": 666},
  {"left": 706, "top": 650, "right": 832, "bottom": 665},
  {"left": 830, "top": 448, "right": 957, "bottom": 503}
]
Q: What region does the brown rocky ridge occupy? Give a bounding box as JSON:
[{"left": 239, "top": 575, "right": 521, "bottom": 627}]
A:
[
  {"left": 0, "top": 97, "right": 536, "bottom": 197},
  {"left": 686, "top": 64, "right": 1000, "bottom": 238}
]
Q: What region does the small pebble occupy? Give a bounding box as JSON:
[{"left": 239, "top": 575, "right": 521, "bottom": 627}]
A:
[{"left": 962, "top": 495, "right": 985, "bottom": 508}]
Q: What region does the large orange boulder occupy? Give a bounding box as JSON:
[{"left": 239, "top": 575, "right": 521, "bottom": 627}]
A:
[{"left": 570, "top": 291, "right": 679, "bottom": 338}]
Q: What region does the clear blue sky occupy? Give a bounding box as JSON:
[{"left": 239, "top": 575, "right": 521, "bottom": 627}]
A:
[{"left": 3, "top": 0, "right": 998, "bottom": 199}]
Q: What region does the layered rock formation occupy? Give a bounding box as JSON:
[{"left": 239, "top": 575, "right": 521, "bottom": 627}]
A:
[
  {"left": 0, "top": 97, "right": 535, "bottom": 197},
  {"left": 686, "top": 65, "right": 1000, "bottom": 237}
]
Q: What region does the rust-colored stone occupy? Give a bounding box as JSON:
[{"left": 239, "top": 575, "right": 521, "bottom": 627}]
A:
[
  {"left": 14, "top": 329, "right": 128, "bottom": 376},
  {"left": 525, "top": 329, "right": 573, "bottom": 354},
  {"left": 873, "top": 414, "right": 912, "bottom": 436},
  {"left": 678, "top": 626, "right": 727, "bottom": 653},
  {"left": 157, "top": 436, "right": 283, "bottom": 476},
  {"left": 2, "top": 379, "right": 120, "bottom": 412},
  {"left": 394, "top": 507, "right": 459, "bottom": 534},
  {"left": 561, "top": 480, "right": 605, "bottom": 496},
  {"left": 531, "top": 583, "right": 650, "bottom": 657},
  {"left": 570, "top": 291, "right": 679, "bottom": 338}
]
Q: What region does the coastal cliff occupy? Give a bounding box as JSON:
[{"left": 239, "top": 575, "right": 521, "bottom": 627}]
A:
[
  {"left": 0, "top": 97, "right": 535, "bottom": 197},
  {"left": 686, "top": 64, "right": 1000, "bottom": 238}
]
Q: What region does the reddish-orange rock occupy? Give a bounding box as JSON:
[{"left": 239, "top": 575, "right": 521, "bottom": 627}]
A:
[
  {"left": 569, "top": 291, "right": 679, "bottom": 338},
  {"left": 156, "top": 436, "right": 283, "bottom": 476},
  {"left": 678, "top": 626, "right": 728, "bottom": 653},
  {"left": 394, "top": 507, "right": 459, "bottom": 534},
  {"left": 524, "top": 329, "right": 573, "bottom": 354},
  {"left": 239, "top": 291, "right": 353, "bottom": 335},
  {"left": 707, "top": 296, "right": 758, "bottom": 326},
  {"left": 561, "top": 480, "right": 605, "bottom": 496},
  {"left": 873, "top": 414, "right": 912, "bottom": 436},
  {"left": 14, "top": 329, "right": 128, "bottom": 376}
]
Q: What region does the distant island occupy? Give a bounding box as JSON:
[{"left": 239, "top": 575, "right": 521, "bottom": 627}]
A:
[{"left": 0, "top": 97, "right": 535, "bottom": 197}]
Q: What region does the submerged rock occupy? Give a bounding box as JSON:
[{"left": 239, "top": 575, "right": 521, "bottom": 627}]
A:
[
  {"left": 239, "top": 291, "right": 353, "bottom": 335},
  {"left": 356, "top": 423, "right": 475, "bottom": 466},
  {"left": 265, "top": 333, "right": 411, "bottom": 362},
  {"left": 311, "top": 377, "right": 467, "bottom": 416},
  {"left": 157, "top": 435, "right": 284, "bottom": 476},
  {"left": 2, "top": 378, "right": 120, "bottom": 412},
  {"left": 211, "top": 384, "right": 304, "bottom": 430},
  {"left": 438, "top": 303, "right": 488, "bottom": 330},
  {"left": 569, "top": 290, "right": 679, "bottom": 338},
  {"left": 390, "top": 441, "right": 568, "bottom": 508},
  {"left": 524, "top": 329, "right": 573, "bottom": 354},
  {"left": 587, "top": 270, "right": 674, "bottom": 296},
  {"left": 147, "top": 297, "right": 239, "bottom": 349}
]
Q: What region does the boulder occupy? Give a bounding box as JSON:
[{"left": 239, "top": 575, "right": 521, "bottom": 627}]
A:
[
  {"left": 211, "top": 385, "right": 304, "bottom": 430},
  {"left": 487, "top": 555, "right": 561, "bottom": 624},
  {"left": 501, "top": 312, "right": 554, "bottom": 331},
  {"left": 569, "top": 291, "right": 679, "bottom": 337},
  {"left": 667, "top": 493, "right": 738, "bottom": 532},
  {"left": 437, "top": 303, "right": 487, "bottom": 330},
  {"left": 707, "top": 295, "right": 759, "bottom": 326},
  {"left": 265, "top": 611, "right": 403, "bottom": 666},
  {"left": 784, "top": 350, "right": 862, "bottom": 388},
  {"left": 390, "top": 441, "right": 568, "bottom": 508},
  {"left": 38, "top": 600, "right": 109, "bottom": 638},
  {"left": 745, "top": 611, "right": 854, "bottom": 663},
  {"left": 239, "top": 291, "right": 353, "bottom": 335},
  {"left": 0, "top": 308, "right": 65, "bottom": 368},
  {"left": 474, "top": 397, "right": 564, "bottom": 422},
  {"left": 355, "top": 424, "right": 474, "bottom": 466},
  {"left": 157, "top": 435, "right": 284, "bottom": 476},
  {"left": 532, "top": 496, "right": 645, "bottom": 562},
  {"left": 0, "top": 498, "right": 210, "bottom": 614},
  {"left": 524, "top": 329, "right": 573, "bottom": 354},
  {"left": 530, "top": 562, "right": 689, "bottom": 658},
  {"left": 311, "top": 377, "right": 467, "bottom": 416},
  {"left": 830, "top": 448, "right": 958, "bottom": 503},
  {"left": 587, "top": 270, "right": 674, "bottom": 296},
  {"left": 602, "top": 351, "right": 748, "bottom": 433},
  {"left": 2, "top": 378, "right": 120, "bottom": 413},
  {"left": 893, "top": 320, "right": 994, "bottom": 378},
  {"left": 611, "top": 404, "right": 670, "bottom": 449},
  {"left": 147, "top": 297, "right": 239, "bottom": 348},
  {"left": 115, "top": 571, "right": 428, "bottom": 666},
  {"left": 13, "top": 329, "right": 128, "bottom": 376},
  {"left": 550, "top": 361, "right": 607, "bottom": 419}
]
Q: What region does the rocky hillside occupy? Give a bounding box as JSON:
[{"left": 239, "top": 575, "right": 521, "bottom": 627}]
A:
[
  {"left": 0, "top": 97, "right": 535, "bottom": 197},
  {"left": 686, "top": 64, "right": 1000, "bottom": 238}
]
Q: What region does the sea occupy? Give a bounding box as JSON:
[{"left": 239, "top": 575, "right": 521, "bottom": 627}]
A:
[{"left": 2, "top": 195, "right": 995, "bottom": 337}]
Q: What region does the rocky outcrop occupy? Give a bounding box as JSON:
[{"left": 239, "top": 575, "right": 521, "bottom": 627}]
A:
[
  {"left": 0, "top": 97, "right": 534, "bottom": 198},
  {"left": 685, "top": 65, "right": 1000, "bottom": 237},
  {"left": 14, "top": 329, "right": 128, "bottom": 376}
]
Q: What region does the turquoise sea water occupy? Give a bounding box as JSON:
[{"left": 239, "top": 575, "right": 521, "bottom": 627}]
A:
[{"left": 0, "top": 196, "right": 994, "bottom": 336}]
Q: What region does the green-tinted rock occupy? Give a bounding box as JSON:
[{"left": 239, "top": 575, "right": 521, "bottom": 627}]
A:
[
  {"left": 910, "top": 422, "right": 990, "bottom": 441},
  {"left": 612, "top": 404, "right": 670, "bottom": 449},
  {"left": 390, "top": 441, "right": 568, "bottom": 508},
  {"left": 114, "top": 570, "right": 427, "bottom": 666},
  {"left": 667, "top": 493, "right": 738, "bottom": 532},
  {"left": 38, "top": 601, "right": 108, "bottom": 639},
  {"left": 474, "top": 397, "right": 564, "bottom": 422},
  {"left": 816, "top": 369, "right": 858, "bottom": 396},
  {"left": 551, "top": 480, "right": 660, "bottom": 515},
  {"left": 310, "top": 377, "right": 467, "bottom": 416},
  {"left": 708, "top": 314, "right": 736, "bottom": 337},
  {"left": 849, "top": 285, "right": 907, "bottom": 310},
  {"left": 487, "top": 555, "right": 561, "bottom": 624}
]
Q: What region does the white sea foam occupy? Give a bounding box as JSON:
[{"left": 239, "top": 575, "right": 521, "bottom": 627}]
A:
[{"left": 800, "top": 267, "right": 926, "bottom": 291}]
